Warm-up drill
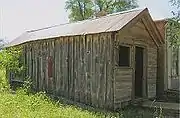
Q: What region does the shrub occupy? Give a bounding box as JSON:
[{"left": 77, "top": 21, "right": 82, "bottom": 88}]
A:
[
  {"left": 0, "top": 69, "right": 9, "bottom": 92},
  {"left": 0, "top": 46, "right": 25, "bottom": 91}
]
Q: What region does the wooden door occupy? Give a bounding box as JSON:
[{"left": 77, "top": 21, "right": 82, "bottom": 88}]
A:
[{"left": 135, "top": 47, "right": 144, "bottom": 98}]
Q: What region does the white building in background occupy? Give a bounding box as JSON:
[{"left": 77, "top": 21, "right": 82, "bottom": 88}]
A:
[
  {"left": 167, "top": 42, "right": 180, "bottom": 90},
  {"left": 155, "top": 20, "right": 180, "bottom": 91}
]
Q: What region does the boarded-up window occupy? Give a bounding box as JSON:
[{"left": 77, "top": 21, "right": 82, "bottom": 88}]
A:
[
  {"left": 48, "top": 56, "right": 53, "bottom": 78},
  {"left": 119, "top": 46, "right": 130, "bottom": 67}
]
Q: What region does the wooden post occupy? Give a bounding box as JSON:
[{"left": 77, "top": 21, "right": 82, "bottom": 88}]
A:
[{"left": 157, "top": 44, "right": 165, "bottom": 99}]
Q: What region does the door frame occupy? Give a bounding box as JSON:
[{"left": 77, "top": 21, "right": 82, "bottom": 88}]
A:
[{"left": 132, "top": 44, "right": 148, "bottom": 100}]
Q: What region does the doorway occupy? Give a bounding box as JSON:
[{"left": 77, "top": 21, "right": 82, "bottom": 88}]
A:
[{"left": 135, "top": 46, "right": 144, "bottom": 98}]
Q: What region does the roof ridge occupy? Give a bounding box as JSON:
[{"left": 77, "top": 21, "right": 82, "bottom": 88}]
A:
[
  {"left": 105, "top": 8, "right": 145, "bottom": 17},
  {"left": 27, "top": 24, "right": 63, "bottom": 32},
  {"left": 26, "top": 8, "right": 145, "bottom": 33}
]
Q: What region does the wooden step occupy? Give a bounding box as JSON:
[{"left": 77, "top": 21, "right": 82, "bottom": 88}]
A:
[{"left": 142, "top": 101, "right": 180, "bottom": 116}]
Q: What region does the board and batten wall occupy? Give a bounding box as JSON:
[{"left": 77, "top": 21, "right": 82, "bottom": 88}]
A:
[
  {"left": 23, "top": 33, "right": 115, "bottom": 109},
  {"left": 113, "top": 19, "right": 158, "bottom": 108},
  {"left": 21, "top": 19, "right": 159, "bottom": 110}
]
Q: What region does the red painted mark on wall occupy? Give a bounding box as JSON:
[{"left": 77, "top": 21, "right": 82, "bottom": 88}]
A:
[{"left": 47, "top": 56, "right": 53, "bottom": 78}]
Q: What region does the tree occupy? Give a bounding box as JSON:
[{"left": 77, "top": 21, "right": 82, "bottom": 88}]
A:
[
  {"left": 113, "top": 0, "right": 138, "bottom": 12},
  {"left": 168, "top": 0, "right": 180, "bottom": 46},
  {"left": 65, "top": 0, "right": 138, "bottom": 22},
  {"left": 65, "top": 0, "right": 94, "bottom": 21},
  {"left": 170, "top": 0, "right": 180, "bottom": 9}
]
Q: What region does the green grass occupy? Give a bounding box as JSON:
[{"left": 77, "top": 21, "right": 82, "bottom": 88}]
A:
[
  {"left": 0, "top": 90, "right": 157, "bottom": 118},
  {"left": 0, "top": 70, "right": 109, "bottom": 118},
  {"left": 0, "top": 90, "right": 107, "bottom": 118},
  {"left": 0, "top": 69, "right": 159, "bottom": 118}
]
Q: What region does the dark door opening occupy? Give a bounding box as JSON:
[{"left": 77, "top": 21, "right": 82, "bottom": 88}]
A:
[{"left": 135, "top": 47, "right": 144, "bottom": 98}]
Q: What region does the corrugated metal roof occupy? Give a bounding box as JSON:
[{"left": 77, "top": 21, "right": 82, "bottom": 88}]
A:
[{"left": 8, "top": 8, "right": 146, "bottom": 47}]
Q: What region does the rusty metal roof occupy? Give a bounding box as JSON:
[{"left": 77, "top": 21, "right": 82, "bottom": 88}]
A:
[{"left": 8, "top": 8, "right": 146, "bottom": 47}]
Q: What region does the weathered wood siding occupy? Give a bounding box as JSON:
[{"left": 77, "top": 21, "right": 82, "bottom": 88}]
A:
[
  {"left": 114, "top": 19, "right": 158, "bottom": 108},
  {"left": 147, "top": 44, "right": 157, "bottom": 98},
  {"left": 113, "top": 36, "right": 134, "bottom": 109},
  {"left": 23, "top": 33, "right": 114, "bottom": 109},
  {"left": 114, "top": 68, "right": 133, "bottom": 108},
  {"left": 21, "top": 19, "right": 159, "bottom": 110}
]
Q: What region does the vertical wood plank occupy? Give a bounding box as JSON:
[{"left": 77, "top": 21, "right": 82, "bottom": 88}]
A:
[
  {"left": 84, "top": 35, "right": 87, "bottom": 104},
  {"left": 79, "top": 36, "right": 83, "bottom": 103},
  {"left": 87, "top": 35, "right": 92, "bottom": 105},
  {"left": 76, "top": 36, "right": 80, "bottom": 102},
  {"left": 74, "top": 36, "right": 78, "bottom": 101},
  {"left": 96, "top": 34, "right": 101, "bottom": 108},
  {"left": 61, "top": 37, "right": 69, "bottom": 97},
  {"left": 61, "top": 38, "right": 65, "bottom": 96},
  {"left": 59, "top": 38, "right": 64, "bottom": 96},
  {"left": 29, "top": 44, "right": 32, "bottom": 81},
  {"left": 42, "top": 42, "right": 46, "bottom": 91},
  {"left": 80, "top": 35, "right": 86, "bottom": 103},
  {"left": 84, "top": 35, "right": 88, "bottom": 104},
  {"left": 98, "top": 34, "right": 103, "bottom": 108},
  {"left": 47, "top": 41, "right": 51, "bottom": 93},
  {"left": 100, "top": 34, "right": 107, "bottom": 108},
  {"left": 35, "top": 43, "right": 39, "bottom": 91},
  {"left": 37, "top": 43, "right": 40, "bottom": 91},
  {"left": 91, "top": 35, "right": 96, "bottom": 107},
  {"left": 111, "top": 33, "right": 115, "bottom": 109},
  {"left": 65, "top": 37, "right": 69, "bottom": 98},
  {"left": 72, "top": 37, "right": 76, "bottom": 100},
  {"left": 45, "top": 41, "right": 49, "bottom": 92},
  {"left": 92, "top": 34, "right": 99, "bottom": 108},
  {"left": 39, "top": 43, "right": 43, "bottom": 91},
  {"left": 27, "top": 44, "right": 30, "bottom": 82},
  {"left": 32, "top": 44, "right": 36, "bottom": 90},
  {"left": 55, "top": 39, "right": 58, "bottom": 95},
  {"left": 68, "top": 37, "right": 74, "bottom": 99},
  {"left": 27, "top": 44, "right": 29, "bottom": 77},
  {"left": 52, "top": 40, "right": 56, "bottom": 95},
  {"left": 106, "top": 33, "right": 114, "bottom": 109}
]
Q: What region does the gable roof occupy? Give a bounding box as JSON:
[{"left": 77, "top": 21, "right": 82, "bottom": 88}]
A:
[
  {"left": 154, "top": 19, "right": 168, "bottom": 41},
  {"left": 7, "top": 8, "right": 163, "bottom": 47}
]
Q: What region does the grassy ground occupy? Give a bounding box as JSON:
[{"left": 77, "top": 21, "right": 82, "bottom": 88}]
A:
[
  {"left": 0, "top": 70, "right": 159, "bottom": 118},
  {"left": 0, "top": 90, "right": 157, "bottom": 118},
  {"left": 0, "top": 90, "right": 106, "bottom": 118}
]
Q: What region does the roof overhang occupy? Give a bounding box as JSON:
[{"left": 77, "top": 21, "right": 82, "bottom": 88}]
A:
[{"left": 6, "top": 8, "right": 164, "bottom": 48}]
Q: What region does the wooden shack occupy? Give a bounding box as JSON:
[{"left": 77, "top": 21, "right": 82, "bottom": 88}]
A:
[{"left": 8, "top": 8, "right": 164, "bottom": 110}]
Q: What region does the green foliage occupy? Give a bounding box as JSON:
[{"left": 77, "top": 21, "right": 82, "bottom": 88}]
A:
[
  {"left": 0, "top": 69, "right": 9, "bottom": 92},
  {"left": 20, "top": 77, "right": 33, "bottom": 93},
  {"left": 167, "top": 18, "right": 180, "bottom": 46},
  {"left": 170, "top": 0, "right": 180, "bottom": 8},
  {"left": 112, "top": 0, "right": 138, "bottom": 13},
  {"left": 0, "top": 90, "right": 108, "bottom": 118},
  {"left": 168, "top": 0, "right": 180, "bottom": 46},
  {"left": 0, "top": 91, "right": 96, "bottom": 118},
  {"left": 0, "top": 90, "right": 161, "bottom": 118},
  {"left": 65, "top": 0, "right": 138, "bottom": 22},
  {"left": 0, "top": 46, "right": 25, "bottom": 78},
  {"left": 65, "top": 0, "right": 94, "bottom": 21},
  {"left": 94, "top": 0, "right": 137, "bottom": 14},
  {"left": 0, "top": 46, "right": 25, "bottom": 92},
  {"left": 0, "top": 47, "right": 23, "bottom": 72}
]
